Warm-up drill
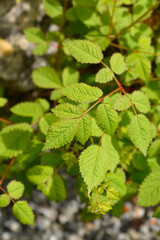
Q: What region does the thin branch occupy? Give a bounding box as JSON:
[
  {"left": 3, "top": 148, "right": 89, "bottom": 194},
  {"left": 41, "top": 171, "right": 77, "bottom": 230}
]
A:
[
  {"left": 0, "top": 118, "right": 13, "bottom": 125},
  {"left": 117, "top": 1, "right": 160, "bottom": 37},
  {"left": 0, "top": 186, "right": 15, "bottom": 204},
  {"left": 99, "top": 131, "right": 105, "bottom": 146},
  {"left": 0, "top": 157, "right": 16, "bottom": 186},
  {"left": 108, "top": 0, "right": 117, "bottom": 37},
  {"left": 100, "top": 61, "right": 137, "bottom": 115},
  {"left": 110, "top": 42, "right": 160, "bottom": 57},
  {"left": 81, "top": 88, "right": 120, "bottom": 117},
  {"left": 51, "top": 162, "right": 65, "bottom": 178},
  {"left": 30, "top": 116, "right": 42, "bottom": 127}
]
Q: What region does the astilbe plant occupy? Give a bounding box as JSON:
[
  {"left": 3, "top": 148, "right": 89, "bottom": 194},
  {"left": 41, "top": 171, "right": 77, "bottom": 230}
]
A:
[{"left": 0, "top": 0, "right": 160, "bottom": 229}]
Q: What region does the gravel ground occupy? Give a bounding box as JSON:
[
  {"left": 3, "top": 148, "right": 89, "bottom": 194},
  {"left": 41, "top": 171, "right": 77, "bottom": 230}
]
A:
[{"left": 0, "top": 178, "right": 160, "bottom": 240}]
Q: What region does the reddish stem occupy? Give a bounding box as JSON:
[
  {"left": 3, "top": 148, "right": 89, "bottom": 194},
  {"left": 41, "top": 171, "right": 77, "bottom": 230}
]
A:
[
  {"left": 0, "top": 157, "right": 16, "bottom": 186},
  {"left": 0, "top": 185, "right": 15, "bottom": 204},
  {"left": 0, "top": 118, "right": 13, "bottom": 125}
]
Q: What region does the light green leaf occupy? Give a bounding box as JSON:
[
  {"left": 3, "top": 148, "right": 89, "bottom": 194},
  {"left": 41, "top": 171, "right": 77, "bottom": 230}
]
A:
[
  {"left": 110, "top": 53, "right": 126, "bottom": 75},
  {"left": 32, "top": 67, "right": 62, "bottom": 89},
  {"left": 91, "top": 117, "right": 103, "bottom": 137},
  {"left": 114, "top": 95, "right": 131, "bottom": 111},
  {"left": 33, "top": 42, "right": 49, "bottom": 55},
  {"left": 61, "top": 83, "right": 103, "bottom": 103},
  {"left": 52, "top": 103, "right": 83, "bottom": 119},
  {"left": 95, "top": 68, "right": 114, "bottom": 83},
  {"left": 64, "top": 39, "right": 103, "bottom": 64},
  {"left": 62, "top": 67, "right": 79, "bottom": 87},
  {"left": 10, "top": 102, "right": 44, "bottom": 117},
  {"left": 0, "top": 97, "right": 7, "bottom": 107},
  {"left": 102, "top": 134, "right": 120, "bottom": 172},
  {"left": 135, "top": 55, "right": 151, "bottom": 81},
  {"left": 105, "top": 173, "right": 127, "bottom": 197},
  {"left": 128, "top": 114, "right": 151, "bottom": 156},
  {"left": 50, "top": 89, "right": 63, "bottom": 100},
  {"left": 41, "top": 175, "right": 66, "bottom": 201},
  {"left": 13, "top": 201, "right": 34, "bottom": 225},
  {"left": 138, "top": 36, "right": 151, "bottom": 49},
  {"left": 36, "top": 98, "right": 50, "bottom": 113},
  {"left": 24, "top": 28, "right": 45, "bottom": 43},
  {"left": 148, "top": 139, "right": 160, "bottom": 158},
  {"left": 131, "top": 90, "right": 150, "bottom": 113},
  {"left": 0, "top": 123, "right": 33, "bottom": 158},
  {"left": 43, "top": 119, "right": 78, "bottom": 150},
  {"left": 0, "top": 194, "right": 10, "bottom": 207},
  {"left": 27, "top": 165, "right": 53, "bottom": 185},
  {"left": 76, "top": 114, "right": 92, "bottom": 144},
  {"left": 138, "top": 168, "right": 160, "bottom": 206},
  {"left": 7, "top": 181, "right": 24, "bottom": 200},
  {"left": 43, "top": 0, "right": 63, "bottom": 18},
  {"left": 96, "top": 103, "right": 118, "bottom": 135},
  {"left": 79, "top": 145, "right": 109, "bottom": 192},
  {"left": 39, "top": 113, "right": 59, "bottom": 135}
]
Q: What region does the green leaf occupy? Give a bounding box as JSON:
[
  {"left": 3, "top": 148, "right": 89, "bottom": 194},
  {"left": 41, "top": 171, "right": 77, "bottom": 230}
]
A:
[
  {"left": 43, "top": 119, "right": 78, "bottom": 150},
  {"left": 138, "top": 36, "right": 151, "bottom": 49},
  {"left": 91, "top": 117, "right": 103, "bottom": 137},
  {"left": 0, "top": 123, "right": 33, "bottom": 158},
  {"left": 128, "top": 114, "right": 151, "bottom": 156},
  {"left": 33, "top": 42, "right": 49, "bottom": 55},
  {"left": 0, "top": 194, "right": 10, "bottom": 207},
  {"left": 101, "top": 134, "right": 120, "bottom": 172},
  {"left": 39, "top": 113, "right": 59, "bottom": 135},
  {"left": 41, "top": 175, "right": 66, "bottom": 201},
  {"left": 105, "top": 173, "right": 127, "bottom": 197},
  {"left": 135, "top": 55, "right": 151, "bottom": 81},
  {"left": 52, "top": 103, "right": 83, "bottom": 119},
  {"left": 27, "top": 165, "right": 53, "bottom": 185},
  {"left": 50, "top": 89, "right": 63, "bottom": 101},
  {"left": 131, "top": 90, "right": 150, "bottom": 113},
  {"left": 13, "top": 201, "right": 34, "bottom": 225},
  {"left": 36, "top": 98, "right": 50, "bottom": 113},
  {"left": 114, "top": 95, "right": 131, "bottom": 111},
  {"left": 64, "top": 39, "right": 103, "bottom": 64},
  {"left": 61, "top": 83, "right": 103, "bottom": 103},
  {"left": 32, "top": 67, "right": 62, "bottom": 89},
  {"left": 0, "top": 97, "right": 7, "bottom": 107},
  {"left": 24, "top": 28, "right": 45, "bottom": 43},
  {"left": 7, "top": 181, "right": 24, "bottom": 200},
  {"left": 95, "top": 68, "right": 114, "bottom": 83},
  {"left": 10, "top": 102, "right": 44, "bottom": 118},
  {"left": 96, "top": 103, "right": 118, "bottom": 135},
  {"left": 148, "top": 139, "right": 160, "bottom": 158},
  {"left": 43, "top": 0, "right": 63, "bottom": 18},
  {"left": 76, "top": 114, "right": 92, "bottom": 144},
  {"left": 138, "top": 168, "right": 160, "bottom": 206},
  {"left": 79, "top": 145, "right": 109, "bottom": 192},
  {"left": 110, "top": 53, "right": 126, "bottom": 75},
  {"left": 62, "top": 67, "right": 79, "bottom": 87}
]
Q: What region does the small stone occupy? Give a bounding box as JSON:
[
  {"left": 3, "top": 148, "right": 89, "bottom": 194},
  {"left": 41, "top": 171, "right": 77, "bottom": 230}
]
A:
[
  {"left": 1, "top": 232, "right": 11, "bottom": 240},
  {"left": 117, "top": 233, "right": 131, "bottom": 240},
  {"left": 4, "top": 220, "right": 21, "bottom": 232},
  {"left": 49, "top": 235, "right": 58, "bottom": 240},
  {"left": 37, "top": 218, "right": 51, "bottom": 231}
]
